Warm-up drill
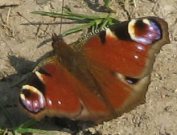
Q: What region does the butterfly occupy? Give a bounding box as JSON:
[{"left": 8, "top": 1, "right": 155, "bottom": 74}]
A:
[{"left": 19, "top": 17, "right": 170, "bottom": 123}]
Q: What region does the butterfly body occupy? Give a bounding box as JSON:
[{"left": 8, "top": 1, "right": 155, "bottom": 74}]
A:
[{"left": 19, "top": 17, "right": 170, "bottom": 123}]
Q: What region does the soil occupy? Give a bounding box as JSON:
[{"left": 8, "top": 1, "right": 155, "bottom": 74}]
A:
[{"left": 0, "top": 0, "right": 177, "bottom": 135}]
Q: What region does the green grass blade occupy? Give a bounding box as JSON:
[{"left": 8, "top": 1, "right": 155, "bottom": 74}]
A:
[
  {"left": 32, "top": 11, "right": 111, "bottom": 21},
  {"left": 14, "top": 120, "right": 43, "bottom": 134},
  {"left": 32, "top": 11, "right": 86, "bottom": 21},
  {"left": 32, "top": 5, "right": 119, "bottom": 37},
  {"left": 62, "top": 22, "right": 94, "bottom": 36}
]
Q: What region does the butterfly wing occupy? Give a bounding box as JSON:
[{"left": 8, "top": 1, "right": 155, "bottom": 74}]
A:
[
  {"left": 19, "top": 17, "right": 170, "bottom": 122},
  {"left": 83, "top": 17, "right": 169, "bottom": 77},
  {"left": 80, "top": 17, "right": 170, "bottom": 120},
  {"left": 19, "top": 56, "right": 114, "bottom": 120}
]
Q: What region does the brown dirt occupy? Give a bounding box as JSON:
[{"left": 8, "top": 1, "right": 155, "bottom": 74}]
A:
[{"left": 0, "top": 0, "right": 177, "bottom": 135}]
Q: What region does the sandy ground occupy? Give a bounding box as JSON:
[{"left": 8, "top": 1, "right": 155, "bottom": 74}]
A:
[{"left": 0, "top": 0, "right": 177, "bottom": 135}]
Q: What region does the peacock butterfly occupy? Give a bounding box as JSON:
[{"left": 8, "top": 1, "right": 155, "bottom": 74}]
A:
[{"left": 19, "top": 17, "right": 170, "bottom": 123}]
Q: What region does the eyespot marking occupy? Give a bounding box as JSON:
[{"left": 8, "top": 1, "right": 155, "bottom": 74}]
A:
[
  {"left": 143, "top": 19, "right": 150, "bottom": 25},
  {"left": 128, "top": 19, "right": 136, "bottom": 40},
  {"left": 20, "top": 85, "right": 46, "bottom": 113},
  {"left": 128, "top": 18, "right": 162, "bottom": 45}
]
